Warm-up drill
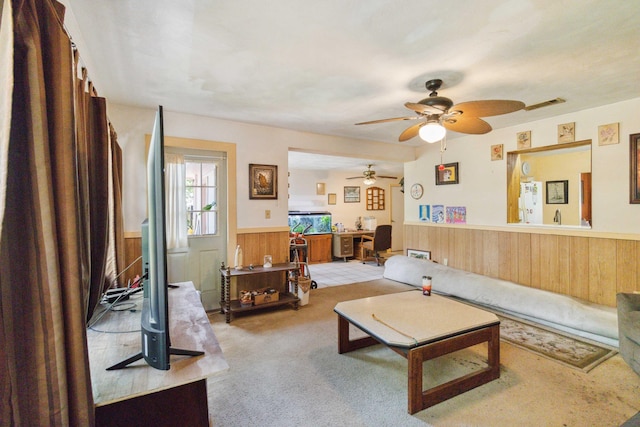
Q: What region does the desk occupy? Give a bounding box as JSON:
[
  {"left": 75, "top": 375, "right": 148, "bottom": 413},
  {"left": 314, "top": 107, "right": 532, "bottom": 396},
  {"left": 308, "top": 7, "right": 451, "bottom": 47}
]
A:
[
  {"left": 332, "top": 230, "right": 374, "bottom": 261},
  {"left": 87, "top": 281, "right": 228, "bottom": 426}
]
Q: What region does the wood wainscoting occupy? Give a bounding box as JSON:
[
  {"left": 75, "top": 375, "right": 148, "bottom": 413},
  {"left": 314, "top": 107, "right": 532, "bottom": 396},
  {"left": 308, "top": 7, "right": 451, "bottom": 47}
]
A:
[
  {"left": 404, "top": 223, "right": 640, "bottom": 307},
  {"left": 123, "top": 229, "right": 291, "bottom": 289},
  {"left": 236, "top": 229, "right": 291, "bottom": 266}
]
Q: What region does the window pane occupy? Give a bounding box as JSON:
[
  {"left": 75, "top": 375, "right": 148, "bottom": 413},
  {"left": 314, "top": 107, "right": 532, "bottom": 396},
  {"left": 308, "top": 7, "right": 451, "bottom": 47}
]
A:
[
  {"left": 184, "top": 158, "right": 219, "bottom": 237},
  {"left": 202, "top": 163, "right": 217, "bottom": 186},
  {"left": 200, "top": 211, "right": 217, "bottom": 235}
]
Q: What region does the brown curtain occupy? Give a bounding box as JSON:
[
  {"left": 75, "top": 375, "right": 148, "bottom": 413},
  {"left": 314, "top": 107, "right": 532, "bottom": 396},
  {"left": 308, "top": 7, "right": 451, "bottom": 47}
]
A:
[
  {"left": 0, "top": 0, "right": 125, "bottom": 424},
  {"left": 106, "top": 124, "right": 125, "bottom": 288}
]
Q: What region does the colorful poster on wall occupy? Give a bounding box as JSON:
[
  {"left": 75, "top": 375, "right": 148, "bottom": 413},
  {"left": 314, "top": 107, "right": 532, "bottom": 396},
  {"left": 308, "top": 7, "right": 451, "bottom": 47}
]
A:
[
  {"left": 419, "top": 205, "right": 430, "bottom": 222},
  {"left": 446, "top": 206, "right": 467, "bottom": 224},
  {"left": 432, "top": 205, "right": 445, "bottom": 223}
]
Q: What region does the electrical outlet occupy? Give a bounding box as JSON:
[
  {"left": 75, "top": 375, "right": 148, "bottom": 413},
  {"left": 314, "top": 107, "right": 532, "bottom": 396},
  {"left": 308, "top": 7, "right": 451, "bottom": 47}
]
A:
[{"left": 265, "top": 209, "right": 271, "bottom": 219}]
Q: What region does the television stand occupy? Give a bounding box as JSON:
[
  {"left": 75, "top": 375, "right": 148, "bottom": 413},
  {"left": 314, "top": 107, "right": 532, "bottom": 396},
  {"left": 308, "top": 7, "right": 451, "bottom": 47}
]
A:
[
  {"left": 88, "top": 281, "right": 228, "bottom": 426},
  {"left": 106, "top": 347, "right": 204, "bottom": 371}
]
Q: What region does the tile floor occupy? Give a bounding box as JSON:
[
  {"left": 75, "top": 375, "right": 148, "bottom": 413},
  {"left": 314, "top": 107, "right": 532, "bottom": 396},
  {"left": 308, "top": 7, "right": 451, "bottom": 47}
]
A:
[{"left": 306, "top": 259, "right": 385, "bottom": 288}]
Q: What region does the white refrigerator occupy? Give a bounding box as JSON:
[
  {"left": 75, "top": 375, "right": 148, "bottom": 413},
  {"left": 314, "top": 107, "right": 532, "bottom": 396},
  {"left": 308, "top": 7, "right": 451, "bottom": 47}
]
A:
[{"left": 520, "top": 182, "right": 543, "bottom": 224}]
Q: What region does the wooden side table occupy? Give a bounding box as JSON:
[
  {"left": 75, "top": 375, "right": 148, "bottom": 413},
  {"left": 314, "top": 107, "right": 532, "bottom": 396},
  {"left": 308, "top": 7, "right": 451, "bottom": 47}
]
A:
[{"left": 220, "top": 262, "right": 300, "bottom": 323}]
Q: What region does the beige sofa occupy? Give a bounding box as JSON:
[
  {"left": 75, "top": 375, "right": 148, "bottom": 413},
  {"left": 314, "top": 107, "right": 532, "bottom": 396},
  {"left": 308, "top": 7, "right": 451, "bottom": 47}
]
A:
[{"left": 383, "top": 255, "right": 618, "bottom": 347}]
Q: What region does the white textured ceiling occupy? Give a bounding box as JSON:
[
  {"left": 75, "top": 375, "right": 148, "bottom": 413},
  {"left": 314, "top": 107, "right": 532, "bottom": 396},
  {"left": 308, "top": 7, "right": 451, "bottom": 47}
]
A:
[{"left": 63, "top": 0, "right": 640, "bottom": 171}]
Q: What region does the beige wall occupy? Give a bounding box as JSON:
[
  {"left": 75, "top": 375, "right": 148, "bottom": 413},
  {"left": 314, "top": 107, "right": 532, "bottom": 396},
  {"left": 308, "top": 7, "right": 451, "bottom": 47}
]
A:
[
  {"left": 107, "top": 104, "right": 415, "bottom": 233},
  {"left": 404, "top": 98, "right": 640, "bottom": 235},
  {"left": 110, "top": 97, "right": 640, "bottom": 253}
]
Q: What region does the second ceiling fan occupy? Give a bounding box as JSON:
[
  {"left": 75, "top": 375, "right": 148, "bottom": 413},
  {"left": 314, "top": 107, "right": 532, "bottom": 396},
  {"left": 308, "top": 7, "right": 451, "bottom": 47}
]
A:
[
  {"left": 356, "top": 79, "right": 525, "bottom": 142},
  {"left": 347, "top": 164, "right": 397, "bottom": 185}
]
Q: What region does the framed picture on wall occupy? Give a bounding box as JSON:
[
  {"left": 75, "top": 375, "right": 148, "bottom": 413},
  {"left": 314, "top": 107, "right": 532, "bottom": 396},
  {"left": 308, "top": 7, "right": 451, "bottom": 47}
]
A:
[
  {"left": 407, "top": 249, "right": 431, "bottom": 261},
  {"left": 546, "top": 180, "right": 568, "bottom": 204},
  {"left": 435, "top": 162, "right": 459, "bottom": 185},
  {"left": 249, "top": 164, "right": 278, "bottom": 199},
  {"left": 344, "top": 186, "right": 360, "bottom": 203},
  {"left": 328, "top": 193, "right": 337, "bottom": 205}
]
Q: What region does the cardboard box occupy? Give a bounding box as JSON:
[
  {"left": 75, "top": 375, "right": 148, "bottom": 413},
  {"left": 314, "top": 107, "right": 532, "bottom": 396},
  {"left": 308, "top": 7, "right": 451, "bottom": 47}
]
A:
[{"left": 253, "top": 289, "right": 279, "bottom": 305}]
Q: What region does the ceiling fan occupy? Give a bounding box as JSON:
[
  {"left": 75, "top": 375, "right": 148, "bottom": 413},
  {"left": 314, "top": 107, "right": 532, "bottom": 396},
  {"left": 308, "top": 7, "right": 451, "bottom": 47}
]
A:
[
  {"left": 355, "top": 79, "right": 525, "bottom": 142},
  {"left": 347, "top": 164, "right": 397, "bottom": 185}
]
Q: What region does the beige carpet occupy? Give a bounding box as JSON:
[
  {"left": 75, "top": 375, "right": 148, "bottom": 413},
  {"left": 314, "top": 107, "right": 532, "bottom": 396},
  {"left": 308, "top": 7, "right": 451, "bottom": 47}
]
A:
[{"left": 207, "top": 280, "right": 640, "bottom": 426}]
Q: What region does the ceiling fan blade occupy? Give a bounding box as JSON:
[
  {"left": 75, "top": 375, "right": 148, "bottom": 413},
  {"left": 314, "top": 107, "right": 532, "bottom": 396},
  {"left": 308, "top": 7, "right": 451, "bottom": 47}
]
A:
[
  {"left": 377, "top": 175, "right": 398, "bottom": 179},
  {"left": 443, "top": 116, "right": 492, "bottom": 134},
  {"left": 355, "top": 116, "right": 419, "bottom": 125},
  {"left": 399, "top": 122, "right": 425, "bottom": 142},
  {"left": 346, "top": 176, "right": 364, "bottom": 179},
  {"left": 404, "top": 102, "right": 444, "bottom": 115},
  {"left": 450, "top": 100, "right": 525, "bottom": 117}
]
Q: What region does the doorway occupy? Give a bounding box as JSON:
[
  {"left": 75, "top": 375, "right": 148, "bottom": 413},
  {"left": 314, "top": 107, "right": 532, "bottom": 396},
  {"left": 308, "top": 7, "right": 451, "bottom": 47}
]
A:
[{"left": 390, "top": 184, "right": 404, "bottom": 252}]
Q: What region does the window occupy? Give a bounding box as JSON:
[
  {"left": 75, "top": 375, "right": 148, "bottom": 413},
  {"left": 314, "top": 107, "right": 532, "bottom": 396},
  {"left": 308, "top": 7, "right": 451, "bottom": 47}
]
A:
[{"left": 186, "top": 158, "right": 219, "bottom": 236}]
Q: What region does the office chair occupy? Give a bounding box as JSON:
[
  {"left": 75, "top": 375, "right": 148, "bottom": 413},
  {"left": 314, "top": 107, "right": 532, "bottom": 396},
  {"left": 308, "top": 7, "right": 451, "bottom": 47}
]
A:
[{"left": 360, "top": 224, "right": 392, "bottom": 266}]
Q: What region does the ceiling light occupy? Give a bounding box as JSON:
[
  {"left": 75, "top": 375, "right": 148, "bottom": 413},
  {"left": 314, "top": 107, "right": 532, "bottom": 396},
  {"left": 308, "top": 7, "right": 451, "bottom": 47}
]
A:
[
  {"left": 363, "top": 176, "right": 376, "bottom": 185},
  {"left": 419, "top": 122, "right": 446, "bottom": 143}
]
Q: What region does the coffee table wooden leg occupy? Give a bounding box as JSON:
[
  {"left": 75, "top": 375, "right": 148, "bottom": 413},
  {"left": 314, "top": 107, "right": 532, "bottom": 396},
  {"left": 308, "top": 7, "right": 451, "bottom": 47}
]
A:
[
  {"left": 337, "top": 314, "right": 379, "bottom": 354},
  {"left": 407, "top": 324, "right": 501, "bottom": 414}
]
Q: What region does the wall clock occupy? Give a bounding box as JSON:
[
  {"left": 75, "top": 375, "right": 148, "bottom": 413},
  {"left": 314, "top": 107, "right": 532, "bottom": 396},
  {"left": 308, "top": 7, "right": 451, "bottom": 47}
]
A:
[
  {"left": 410, "top": 183, "right": 423, "bottom": 199},
  {"left": 521, "top": 161, "right": 531, "bottom": 175}
]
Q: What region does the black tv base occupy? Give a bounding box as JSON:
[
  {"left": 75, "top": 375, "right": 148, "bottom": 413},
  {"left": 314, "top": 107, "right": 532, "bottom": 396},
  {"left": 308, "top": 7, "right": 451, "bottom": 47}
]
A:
[{"left": 106, "top": 347, "right": 204, "bottom": 371}]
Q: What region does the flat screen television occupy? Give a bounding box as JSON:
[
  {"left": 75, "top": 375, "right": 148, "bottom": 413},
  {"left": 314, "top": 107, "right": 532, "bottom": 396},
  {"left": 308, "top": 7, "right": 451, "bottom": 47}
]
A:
[{"left": 107, "top": 106, "right": 203, "bottom": 370}]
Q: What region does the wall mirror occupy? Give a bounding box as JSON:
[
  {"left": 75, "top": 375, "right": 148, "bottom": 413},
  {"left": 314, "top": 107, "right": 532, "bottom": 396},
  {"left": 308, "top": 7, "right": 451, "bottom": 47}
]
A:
[{"left": 506, "top": 140, "right": 592, "bottom": 227}]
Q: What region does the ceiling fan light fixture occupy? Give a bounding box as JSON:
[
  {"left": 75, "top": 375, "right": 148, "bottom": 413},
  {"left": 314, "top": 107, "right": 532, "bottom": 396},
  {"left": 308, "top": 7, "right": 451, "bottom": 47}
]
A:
[
  {"left": 419, "top": 122, "right": 446, "bottom": 143},
  {"left": 363, "top": 176, "right": 376, "bottom": 185}
]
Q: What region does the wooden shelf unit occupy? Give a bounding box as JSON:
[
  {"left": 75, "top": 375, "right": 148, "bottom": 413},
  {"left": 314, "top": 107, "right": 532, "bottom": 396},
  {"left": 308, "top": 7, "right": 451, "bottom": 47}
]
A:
[{"left": 220, "top": 262, "right": 300, "bottom": 323}]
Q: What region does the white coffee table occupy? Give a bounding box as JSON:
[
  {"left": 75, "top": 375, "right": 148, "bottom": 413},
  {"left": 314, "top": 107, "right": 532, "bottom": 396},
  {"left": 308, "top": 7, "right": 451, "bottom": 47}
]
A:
[{"left": 334, "top": 291, "right": 500, "bottom": 414}]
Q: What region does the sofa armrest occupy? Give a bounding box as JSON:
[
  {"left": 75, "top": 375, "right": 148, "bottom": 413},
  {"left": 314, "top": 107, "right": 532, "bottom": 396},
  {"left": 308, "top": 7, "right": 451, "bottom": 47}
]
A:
[{"left": 618, "top": 293, "right": 640, "bottom": 344}]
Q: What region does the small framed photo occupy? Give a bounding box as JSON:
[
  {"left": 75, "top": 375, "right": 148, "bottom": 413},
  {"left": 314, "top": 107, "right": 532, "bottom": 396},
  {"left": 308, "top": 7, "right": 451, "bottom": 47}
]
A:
[
  {"left": 598, "top": 123, "right": 619, "bottom": 146},
  {"left": 327, "top": 193, "right": 337, "bottom": 205},
  {"left": 316, "top": 182, "right": 326, "bottom": 195},
  {"left": 546, "top": 180, "right": 569, "bottom": 204},
  {"left": 407, "top": 249, "right": 431, "bottom": 261},
  {"left": 435, "top": 162, "right": 459, "bottom": 185},
  {"left": 557, "top": 122, "right": 575, "bottom": 144},
  {"left": 491, "top": 144, "right": 503, "bottom": 161},
  {"left": 344, "top": 186, "right": 360, "bottom": 203},
  {"left": 517, "top": 131, "right": 531, "bottom": 149},
  {"left": 249, "top": 164, "right": 277, "bottom": 199}
]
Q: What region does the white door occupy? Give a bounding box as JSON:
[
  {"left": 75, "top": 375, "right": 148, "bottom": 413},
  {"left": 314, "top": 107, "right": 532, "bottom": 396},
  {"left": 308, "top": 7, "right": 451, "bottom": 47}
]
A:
[
  {"left": 166, "top": 149, "right": 227, "bottom": 311},
  {"left": 390, "top": 184, "right": 404, "bottom": 252}
]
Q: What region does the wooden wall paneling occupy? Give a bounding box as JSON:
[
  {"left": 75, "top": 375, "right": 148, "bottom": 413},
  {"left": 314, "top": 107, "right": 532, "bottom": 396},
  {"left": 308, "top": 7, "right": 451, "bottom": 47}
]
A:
[
  {"left": 506, "top": 232, "right": 519, "bottom": 282},
  {"left": 569, "top": 237, "right": 590, "bottom": 300},
  {"left": 516, "top": 233, "right": 531, "bottom": 286},
  {"left": 537, "top": 234, "right": 556, "bottom": 293},
  {"left": 483, "top": 230, "right": 500, "bottom": 278},
  {"left": 588, "top": 238, "right": 617, "bottom": 306},
  {"left": 439, "top": 227, "right": 451, "bottom": 265},
  {"left": 407, "top": 225, "right": 424, "bottom": 251},
  {"left": 637, "top": 241, "right": 640, "bottom": 292},
  {"left": 556, "top": 236, "right": 571, "bottom": 295},
  {"left": 124, "top": 237, "right": 143, "bottom": 286},
  {"left": 453, "top": 228, "right": 467, "bottom": 270},
  {"left": 495, "top": 231, "right": 513, "bottom": 281},
  {"left": 427, "top": 226, "right": 440, "bottom": 260},
  {"left": 237, "top": 231, "right": 290, "bottom": 266},
  {"left": 529, "top": 234, "right": 541, "bottom": 289},
  {"left": 236, "top": 234, "right": 261, "bottom": 266},
  {"left": 470, "top": 229, "right": 484, "bottom": 275},
  {"left": 260, "top": 231, "right": 288, "bottom": 264},
  {"left": 616, "top": 239, "right": 638, "bottom": 294}
]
